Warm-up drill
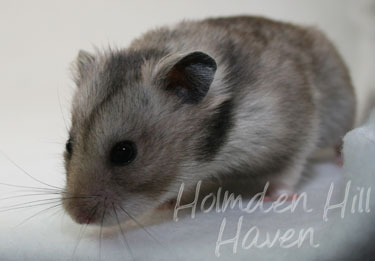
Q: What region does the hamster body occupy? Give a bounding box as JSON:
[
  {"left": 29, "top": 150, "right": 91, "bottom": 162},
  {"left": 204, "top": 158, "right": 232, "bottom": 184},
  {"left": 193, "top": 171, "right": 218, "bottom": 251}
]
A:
[{"left": 63, "top": 16, "right": 356, "bottom": 225}]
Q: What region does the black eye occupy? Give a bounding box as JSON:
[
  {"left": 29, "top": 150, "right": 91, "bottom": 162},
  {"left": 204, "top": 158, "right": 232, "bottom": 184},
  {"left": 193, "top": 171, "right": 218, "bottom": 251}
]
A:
[
  {"left": 110, "top": 141, "right": 137, "bottom": 166},
  {"left": 66, "top": 139, "right": 73, "bottom": 156}
]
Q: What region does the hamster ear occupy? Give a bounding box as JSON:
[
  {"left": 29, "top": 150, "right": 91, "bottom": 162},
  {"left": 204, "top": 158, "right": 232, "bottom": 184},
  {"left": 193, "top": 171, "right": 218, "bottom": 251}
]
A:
[
  {"left": 75, "top": 50, "right": 95, "bottom": 81},
  {"left": 157, "top": 51, "right": 217, "bottom": 104}
]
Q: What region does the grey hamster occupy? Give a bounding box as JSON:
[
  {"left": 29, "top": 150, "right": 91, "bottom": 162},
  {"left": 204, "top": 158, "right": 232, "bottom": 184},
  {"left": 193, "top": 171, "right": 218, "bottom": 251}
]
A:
[{"left": 62, "top": 16, "right": 356, "bottom": 225}]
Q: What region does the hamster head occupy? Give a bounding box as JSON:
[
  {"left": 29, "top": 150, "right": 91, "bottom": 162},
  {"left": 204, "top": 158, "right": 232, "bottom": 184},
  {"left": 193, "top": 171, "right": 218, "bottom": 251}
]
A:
[{"left": 62, "top": 48, "right": 229, "bottom": 226}]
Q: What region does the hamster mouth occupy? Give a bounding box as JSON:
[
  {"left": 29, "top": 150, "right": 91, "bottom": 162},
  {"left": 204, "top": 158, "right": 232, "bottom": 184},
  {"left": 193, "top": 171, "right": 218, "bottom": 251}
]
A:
[
  {"left": 63, "top": 196, "right": 102, "bottom": 225},
  {"left": 72, "top": 203, "right": 100, "bottom": 225},
  {"left": 63, "top": 195, "right": 134, "bottom": 227}
]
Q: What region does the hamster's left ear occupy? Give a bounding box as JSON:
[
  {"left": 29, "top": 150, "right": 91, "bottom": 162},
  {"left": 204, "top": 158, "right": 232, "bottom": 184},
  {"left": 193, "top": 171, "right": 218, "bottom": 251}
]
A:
[
  {"left": 74, "top": 50, "right": 95, "bottom": 83},
  {"left": 156, "top": 51, "right": 217, "bottom": 104}
]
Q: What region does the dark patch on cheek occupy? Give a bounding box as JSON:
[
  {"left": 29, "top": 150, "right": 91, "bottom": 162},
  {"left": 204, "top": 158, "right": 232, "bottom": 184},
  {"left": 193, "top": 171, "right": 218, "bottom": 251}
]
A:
[{"left": 197, "top": 99, "right": 235, "bottom": 161}]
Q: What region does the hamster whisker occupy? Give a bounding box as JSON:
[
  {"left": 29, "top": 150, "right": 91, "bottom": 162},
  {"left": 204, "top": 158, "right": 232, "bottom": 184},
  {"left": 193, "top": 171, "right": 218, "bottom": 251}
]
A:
[
  {"left": 0, "top": 192, "right": 64, "bottom": 201},
  {"left": 59, "top": 196, "right": 99, "bottom": 199},
  {"left": 112, "top": 203, "right": 134, "bottom": 261},
  {"left": 14, "top": 203, "right": 63, "bottom": 228},
  {"left": 0, "top": 197, "right": 63, "bottom": 208},
  {"left": 9, "top": 188, "right": 66, "bottom": 194},
  {"left": 46, "top": 205, "right": 65, "bottom": 220},
  {"left": 117, "top": 205, "right": 167, "bottom": 249},
  {"left": 0, "top": 196, "right": 94, "bottom": 211},
  {"left": 99, "top": 198, "right": 107, "bottom": 261},
  {"left": 0, "top": 151, "right": 63, "bottom": 190},
  {"left": 71, "top": 222, "right": 89, "bottom": 260},
  {"left": 0, "top": 182, "right": 63, "bottom": 192},
  {"left": 71, "top": 202, "right": 100, "bottom": 260},
  {"left": 0, "top": 200, "right": 63, "bottom": 213}
]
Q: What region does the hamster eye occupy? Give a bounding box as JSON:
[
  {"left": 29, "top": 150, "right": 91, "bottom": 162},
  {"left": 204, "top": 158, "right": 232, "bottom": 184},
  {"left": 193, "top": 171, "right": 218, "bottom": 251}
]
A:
[
  {"left": 110, "top": 141, "right": 137, "bottom": 166},
  {"left": 65, "top": 139, "right": 73, "bottom": 157}
]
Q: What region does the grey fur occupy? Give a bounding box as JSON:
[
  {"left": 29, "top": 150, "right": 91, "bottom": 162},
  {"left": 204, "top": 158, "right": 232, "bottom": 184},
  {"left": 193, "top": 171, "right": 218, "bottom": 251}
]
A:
[{"left": 63, "top": 16, "right": 356, "bottom": 225}]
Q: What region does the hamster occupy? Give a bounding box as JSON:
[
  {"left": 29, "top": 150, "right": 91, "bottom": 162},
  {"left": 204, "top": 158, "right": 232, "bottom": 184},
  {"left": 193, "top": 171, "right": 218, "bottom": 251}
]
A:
[{"left": 62, "top": 16, "right": 356, "bottom": 226}]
